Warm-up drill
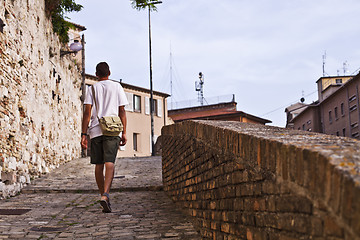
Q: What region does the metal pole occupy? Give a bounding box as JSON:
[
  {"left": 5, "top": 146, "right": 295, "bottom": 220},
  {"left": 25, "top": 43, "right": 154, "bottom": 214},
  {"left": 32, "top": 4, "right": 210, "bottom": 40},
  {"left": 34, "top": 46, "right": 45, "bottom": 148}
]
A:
[
  {"left": 148, "top": 6, "right": 155, "bottom": 156},
  {"left": 81, "top": 34, "right": 86, "bottom": 157},
  {"left": 81, "top": 34, "right": 85, "bottom": 102}
]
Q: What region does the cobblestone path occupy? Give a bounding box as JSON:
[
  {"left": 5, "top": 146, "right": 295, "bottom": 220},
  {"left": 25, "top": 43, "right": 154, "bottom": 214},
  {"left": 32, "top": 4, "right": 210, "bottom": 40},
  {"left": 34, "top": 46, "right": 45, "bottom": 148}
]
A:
[{"left": 0, "top": 157, "right": 200, "bottom": 239}]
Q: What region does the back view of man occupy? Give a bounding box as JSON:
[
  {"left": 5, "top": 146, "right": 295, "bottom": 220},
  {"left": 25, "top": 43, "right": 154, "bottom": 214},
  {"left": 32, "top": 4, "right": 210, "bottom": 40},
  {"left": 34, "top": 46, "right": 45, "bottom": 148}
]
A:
[{"left": 81, "top": 62, "right": 128, "bottom": 213}]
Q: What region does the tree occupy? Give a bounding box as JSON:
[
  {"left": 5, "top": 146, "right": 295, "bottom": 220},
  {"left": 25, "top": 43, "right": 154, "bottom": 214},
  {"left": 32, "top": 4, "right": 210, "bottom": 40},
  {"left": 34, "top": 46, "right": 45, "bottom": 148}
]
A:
[
  {"left": 45, "top": 0, "right": 83, "bottom": 44},
  {"left": 130, "top": 0, "right": 160, "bottom": 11}
]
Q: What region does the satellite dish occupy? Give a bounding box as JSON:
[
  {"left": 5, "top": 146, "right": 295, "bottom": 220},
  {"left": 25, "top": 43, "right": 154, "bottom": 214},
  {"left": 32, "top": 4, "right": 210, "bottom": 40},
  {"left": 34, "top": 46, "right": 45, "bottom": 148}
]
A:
[{"left": 300, "top": 97, "right": 305, "bottom": 103}]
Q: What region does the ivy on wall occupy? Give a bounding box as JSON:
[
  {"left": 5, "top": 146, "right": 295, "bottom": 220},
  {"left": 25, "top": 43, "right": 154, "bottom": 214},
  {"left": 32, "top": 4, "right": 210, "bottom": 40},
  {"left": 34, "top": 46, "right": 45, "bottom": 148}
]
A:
[{"left": 45, "top": 0, "right": 83, "bottom": 44}]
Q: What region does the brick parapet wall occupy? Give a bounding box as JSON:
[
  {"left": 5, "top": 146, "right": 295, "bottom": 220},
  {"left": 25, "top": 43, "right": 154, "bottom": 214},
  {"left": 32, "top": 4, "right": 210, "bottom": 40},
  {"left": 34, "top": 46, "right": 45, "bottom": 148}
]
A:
[
  {"left": 0, "top": 0, "right": 82, "bottom": 197},
  {"left": 161, "top": 120, "right": 360, "bottom": 239}
]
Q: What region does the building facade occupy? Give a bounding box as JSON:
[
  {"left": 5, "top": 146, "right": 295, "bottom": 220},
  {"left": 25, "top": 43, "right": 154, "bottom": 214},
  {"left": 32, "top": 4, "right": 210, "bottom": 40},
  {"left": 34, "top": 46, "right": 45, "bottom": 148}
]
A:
[
  {"left": 286, "top": 74, "right": 360, "bottom": 139},
  {"left": 85, "top": 74, "right": 170, "bottom": 157}
]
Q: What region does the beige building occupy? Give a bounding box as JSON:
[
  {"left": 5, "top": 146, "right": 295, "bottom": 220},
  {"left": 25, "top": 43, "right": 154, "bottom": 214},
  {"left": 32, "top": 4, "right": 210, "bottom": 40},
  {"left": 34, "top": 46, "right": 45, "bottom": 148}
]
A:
[{"left": 85, "top": 74, "right": 170, "bottom": 157}]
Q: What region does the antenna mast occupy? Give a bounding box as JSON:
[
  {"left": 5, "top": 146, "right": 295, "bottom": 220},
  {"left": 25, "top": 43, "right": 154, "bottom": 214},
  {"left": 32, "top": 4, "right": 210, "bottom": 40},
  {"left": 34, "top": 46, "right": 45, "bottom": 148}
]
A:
[
  {"left": 343, "top": 61, "right": 348, "bottom": 75},
  {"left": 195, "top": 72, "right": 204, "bottom": 105},
  {"left": 170, "top": 44, "right": 173, "bottom": 109},
  {"left": 322, "top": 51, "right": 326, "bottom": 77}
]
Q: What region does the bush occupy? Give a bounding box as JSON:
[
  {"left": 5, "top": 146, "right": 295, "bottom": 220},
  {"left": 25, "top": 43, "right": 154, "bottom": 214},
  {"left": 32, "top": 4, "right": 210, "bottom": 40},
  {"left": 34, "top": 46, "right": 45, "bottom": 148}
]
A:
[{"left": 45, "top": 0, "right": 83, "bottom": 44}]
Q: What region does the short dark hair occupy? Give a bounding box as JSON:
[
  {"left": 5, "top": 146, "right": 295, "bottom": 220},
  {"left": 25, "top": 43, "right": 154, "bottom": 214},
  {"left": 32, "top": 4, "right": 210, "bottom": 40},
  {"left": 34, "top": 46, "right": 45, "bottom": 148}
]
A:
[{"left": 96, "top": 62, "right": 110, "bottom": 78}]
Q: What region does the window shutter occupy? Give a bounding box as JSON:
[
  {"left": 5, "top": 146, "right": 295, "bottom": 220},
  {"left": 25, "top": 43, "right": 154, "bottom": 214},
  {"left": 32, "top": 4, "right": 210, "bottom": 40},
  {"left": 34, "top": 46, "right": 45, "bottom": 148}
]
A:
[
  {"left": 157, "top": 99, "right": 162, "bottom": 117},
  {"left": 145, "top": 96, "right": 150, "bottom": 115},
  {"left": 149, "top": 134, "right": 152, "bottom": 153},
  {"left": 125, "top": 92, "right": 134, "bottom": 112},
  {"left": 149, "top": 134, "right": 158, "bottom": 154}
]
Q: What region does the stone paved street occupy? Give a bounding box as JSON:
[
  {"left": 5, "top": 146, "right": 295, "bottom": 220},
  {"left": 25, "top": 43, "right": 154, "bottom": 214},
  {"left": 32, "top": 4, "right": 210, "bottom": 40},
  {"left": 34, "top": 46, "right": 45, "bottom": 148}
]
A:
[{"left": 0, "top": 157, "right": 200, "bottom": 239}]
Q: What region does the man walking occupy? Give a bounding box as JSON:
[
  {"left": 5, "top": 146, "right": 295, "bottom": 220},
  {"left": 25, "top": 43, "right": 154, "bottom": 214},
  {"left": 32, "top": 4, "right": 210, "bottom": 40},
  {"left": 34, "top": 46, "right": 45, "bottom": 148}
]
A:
[{"left": 81, "top": 62, "right": 128, "bottom": 213}]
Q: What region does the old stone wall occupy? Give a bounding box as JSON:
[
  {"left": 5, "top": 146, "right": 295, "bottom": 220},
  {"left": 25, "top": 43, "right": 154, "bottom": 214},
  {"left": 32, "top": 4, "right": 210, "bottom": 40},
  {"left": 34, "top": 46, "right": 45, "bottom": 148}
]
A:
[
  {"left": 162, "top": 120, "right": 360, "bottom": 239},
  {"left": 0, "top": 0, "right": 82, "bottom": 197}
]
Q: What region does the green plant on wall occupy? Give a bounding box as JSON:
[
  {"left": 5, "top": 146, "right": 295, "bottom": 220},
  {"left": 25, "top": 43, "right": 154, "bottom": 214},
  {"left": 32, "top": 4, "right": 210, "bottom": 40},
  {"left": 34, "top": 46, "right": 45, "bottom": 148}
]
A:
[{"left": 45, "top": 0, "right": 83, "bottom": 44}]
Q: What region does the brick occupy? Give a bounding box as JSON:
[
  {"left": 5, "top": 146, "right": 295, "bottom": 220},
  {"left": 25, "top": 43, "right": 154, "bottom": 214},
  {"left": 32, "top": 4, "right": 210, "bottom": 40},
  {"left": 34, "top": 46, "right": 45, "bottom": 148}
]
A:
[
  {"left": 240, "top": 213, "right": 255, "bottom": 226},
  {"left": 329, "top": 169, "right": 343, "bottom": 214},
  {"left": 312, "top": 154, "right": 326, "bottom": 197},
  {"left": 275, "top": 196, "right": 312, "bottom": 214},
  {"left": 324, "top": 216, "right": 344, "bottom": 237},
  {"left": 221, "top": 223, "right": 230, "bottom": 233},
  {"left": 277, "top": 214, "right": 310, "bottom": 234},
  {"left": 210, "top": 221, "right": 220, "bottom": 230},
  {"left": 311, "top": 217, "right": 323, "bottom": 236},
  {"left": 340, "top": 176, "right": 355, "bottom": 226},
  {"left": 295, "top": 148, "right": 304, "bottom": 186},
  {"left": 278, "top": 235, "right": 300, "bottom": 240},
  {"left": 352, "top": 185, "right": 360, "bottom": 236},
  {"left": 246, "top": 228, "right": 253, "bottom": 240},
  {"left": 266, "top": 196, "right": 276, "bottom": 212},
  {"left": 233, "top": 198, "right": 244, "bottom": 211}
]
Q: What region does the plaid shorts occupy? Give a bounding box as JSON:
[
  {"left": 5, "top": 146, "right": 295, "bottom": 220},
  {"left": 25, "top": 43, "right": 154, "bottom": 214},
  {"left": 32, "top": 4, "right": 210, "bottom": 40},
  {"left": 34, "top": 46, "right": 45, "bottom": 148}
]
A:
[{"left": 90, "top": 136, "right": 120, "bottom": 164}]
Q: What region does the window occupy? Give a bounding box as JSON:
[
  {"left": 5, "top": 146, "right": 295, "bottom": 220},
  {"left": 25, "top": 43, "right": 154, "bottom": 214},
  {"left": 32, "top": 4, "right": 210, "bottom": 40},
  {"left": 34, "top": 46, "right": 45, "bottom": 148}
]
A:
[
  {"left": 351, "top": 122, "right": 358, "bottom": 129},
  {"left": 145, "top": 97, "right": 159, "bottom": 116},
  {"left": 145, "top": 96, "right": 150, "bottom": 115},
  {"left": 335, "top": 79, "right": 342, "bottom": 84},
  {"left": 343, "top": 128, "right": 346, "bottom": 136},
  {"left": 334, "top": 107, "right": 338, "bottom": 120},
  {"left": 336, "top": 131, "right": 339, "bottom": 136},
  {"left": 133, "top": 133, "right": 139, "bottom": 151},
  {"left": 350, "top": 105, "right": 357, "bottom": 112},
  {"left": 125, "top": 92, "right": 133, "bottom": 112},
  {"left": 153, "top": 99, "right": 158, "bottom": 116},
  {"left": 352, "top": 132, "right": 359, "bottom": 138},
  {"left": 302, "top": 124, "right": 305, "bottom": 130},
  {"left": 157, "top": 99, "right": 162, "bottom": 117},
  {"left": 349, "top": 95, "right": 357, "bottom": 102},
  {"left": 329, "top": 111, "right": 332, "bottom": 124},
  {"left": 341, "top": 103, "right": 344, "bottom": 116},
  {"left": 133, "top": 95, "right": 141, "bottom": 112},
  {"left": 307, "top": 120, "right": 312, "bottom": 125}
]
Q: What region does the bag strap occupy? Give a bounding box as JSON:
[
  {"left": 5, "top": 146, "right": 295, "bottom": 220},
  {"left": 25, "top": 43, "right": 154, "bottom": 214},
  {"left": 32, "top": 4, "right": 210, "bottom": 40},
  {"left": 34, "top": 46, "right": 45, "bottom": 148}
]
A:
[{"left": 91, "top": 86, "right": 101, "bottom": 121}]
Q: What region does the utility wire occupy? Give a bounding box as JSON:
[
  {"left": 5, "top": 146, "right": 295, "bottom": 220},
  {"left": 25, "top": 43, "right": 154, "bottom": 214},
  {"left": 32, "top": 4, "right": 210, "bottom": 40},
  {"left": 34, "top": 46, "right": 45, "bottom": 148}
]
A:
[{"left": 260, "top": 90, "right": 317, "bottom": 117}]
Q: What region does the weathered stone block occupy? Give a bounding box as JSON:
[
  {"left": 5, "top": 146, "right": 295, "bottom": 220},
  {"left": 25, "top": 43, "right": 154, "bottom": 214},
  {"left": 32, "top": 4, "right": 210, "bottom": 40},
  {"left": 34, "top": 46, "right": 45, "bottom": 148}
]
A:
[{"left": 1, "top": 171, "right": 16, "bottom": 184}]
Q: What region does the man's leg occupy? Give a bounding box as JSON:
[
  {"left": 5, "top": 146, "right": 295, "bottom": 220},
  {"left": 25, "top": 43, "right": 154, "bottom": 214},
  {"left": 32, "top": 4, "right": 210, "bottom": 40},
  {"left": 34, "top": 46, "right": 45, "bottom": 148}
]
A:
[
  {"left": 95, "top": 164, "right": 105, "bottom": 195},
  {"left": 101, "top": 162, "right": 115, "bottom": 201}
]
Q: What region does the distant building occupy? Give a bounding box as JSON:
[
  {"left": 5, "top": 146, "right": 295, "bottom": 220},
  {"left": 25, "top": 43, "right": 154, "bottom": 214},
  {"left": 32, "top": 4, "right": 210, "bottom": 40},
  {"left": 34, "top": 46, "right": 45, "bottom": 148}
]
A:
[
  {"left": 285, "top": 102, "right": 308, "bottom": 129},
  {"left": 169, "top": 101, "right": 271, "bottom": 125},
  {"left": 66, "top": 22, "right": 86, "bottom": 70},
  {"left": 85, "top": 74, "right": 170, "bottom": 157},
  {"left": 286, "top": 74, "right": 360, "bottom": 139}
]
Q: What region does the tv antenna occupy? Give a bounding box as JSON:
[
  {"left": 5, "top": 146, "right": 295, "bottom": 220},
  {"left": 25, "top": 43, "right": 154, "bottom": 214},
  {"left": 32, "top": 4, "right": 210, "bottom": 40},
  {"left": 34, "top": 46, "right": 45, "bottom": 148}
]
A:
[
  {"left": 195, "top": 72, "right": 205, "bottom": 105},
  {"left": 300, "top": 90, "right": 305, "bottom": 103},
  {"left": 169, "top": 44, "right": 173, "bottom": 109},
  {"left": 322, "top": 51, "right": 327, "bottom": 77},
  {"left": 343, "top": 61, "right": 348, "bottom": 75}
]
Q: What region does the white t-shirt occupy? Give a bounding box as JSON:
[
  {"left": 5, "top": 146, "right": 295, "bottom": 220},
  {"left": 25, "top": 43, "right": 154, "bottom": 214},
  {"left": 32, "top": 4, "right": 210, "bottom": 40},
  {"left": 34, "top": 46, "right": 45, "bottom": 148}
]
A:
[{"left": 84, "top": 80, "right": 129, "bottom": 139}]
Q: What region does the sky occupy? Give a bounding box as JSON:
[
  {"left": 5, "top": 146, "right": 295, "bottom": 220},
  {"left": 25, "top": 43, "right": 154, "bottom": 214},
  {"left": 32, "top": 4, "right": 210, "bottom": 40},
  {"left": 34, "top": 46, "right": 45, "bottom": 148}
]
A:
[{"left": 67, "top": 0, "right": 360, "bottom": 127}]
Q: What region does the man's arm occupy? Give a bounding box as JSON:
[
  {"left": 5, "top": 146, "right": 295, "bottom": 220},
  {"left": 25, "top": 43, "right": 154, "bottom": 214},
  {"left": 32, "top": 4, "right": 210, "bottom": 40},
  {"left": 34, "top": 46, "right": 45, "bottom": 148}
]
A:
[
  {"left": 81, "top": 104, "right": 92, "bottom": 149},
  {"left": 119, "top": 105, "right": 127, "bottom": 146}
]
